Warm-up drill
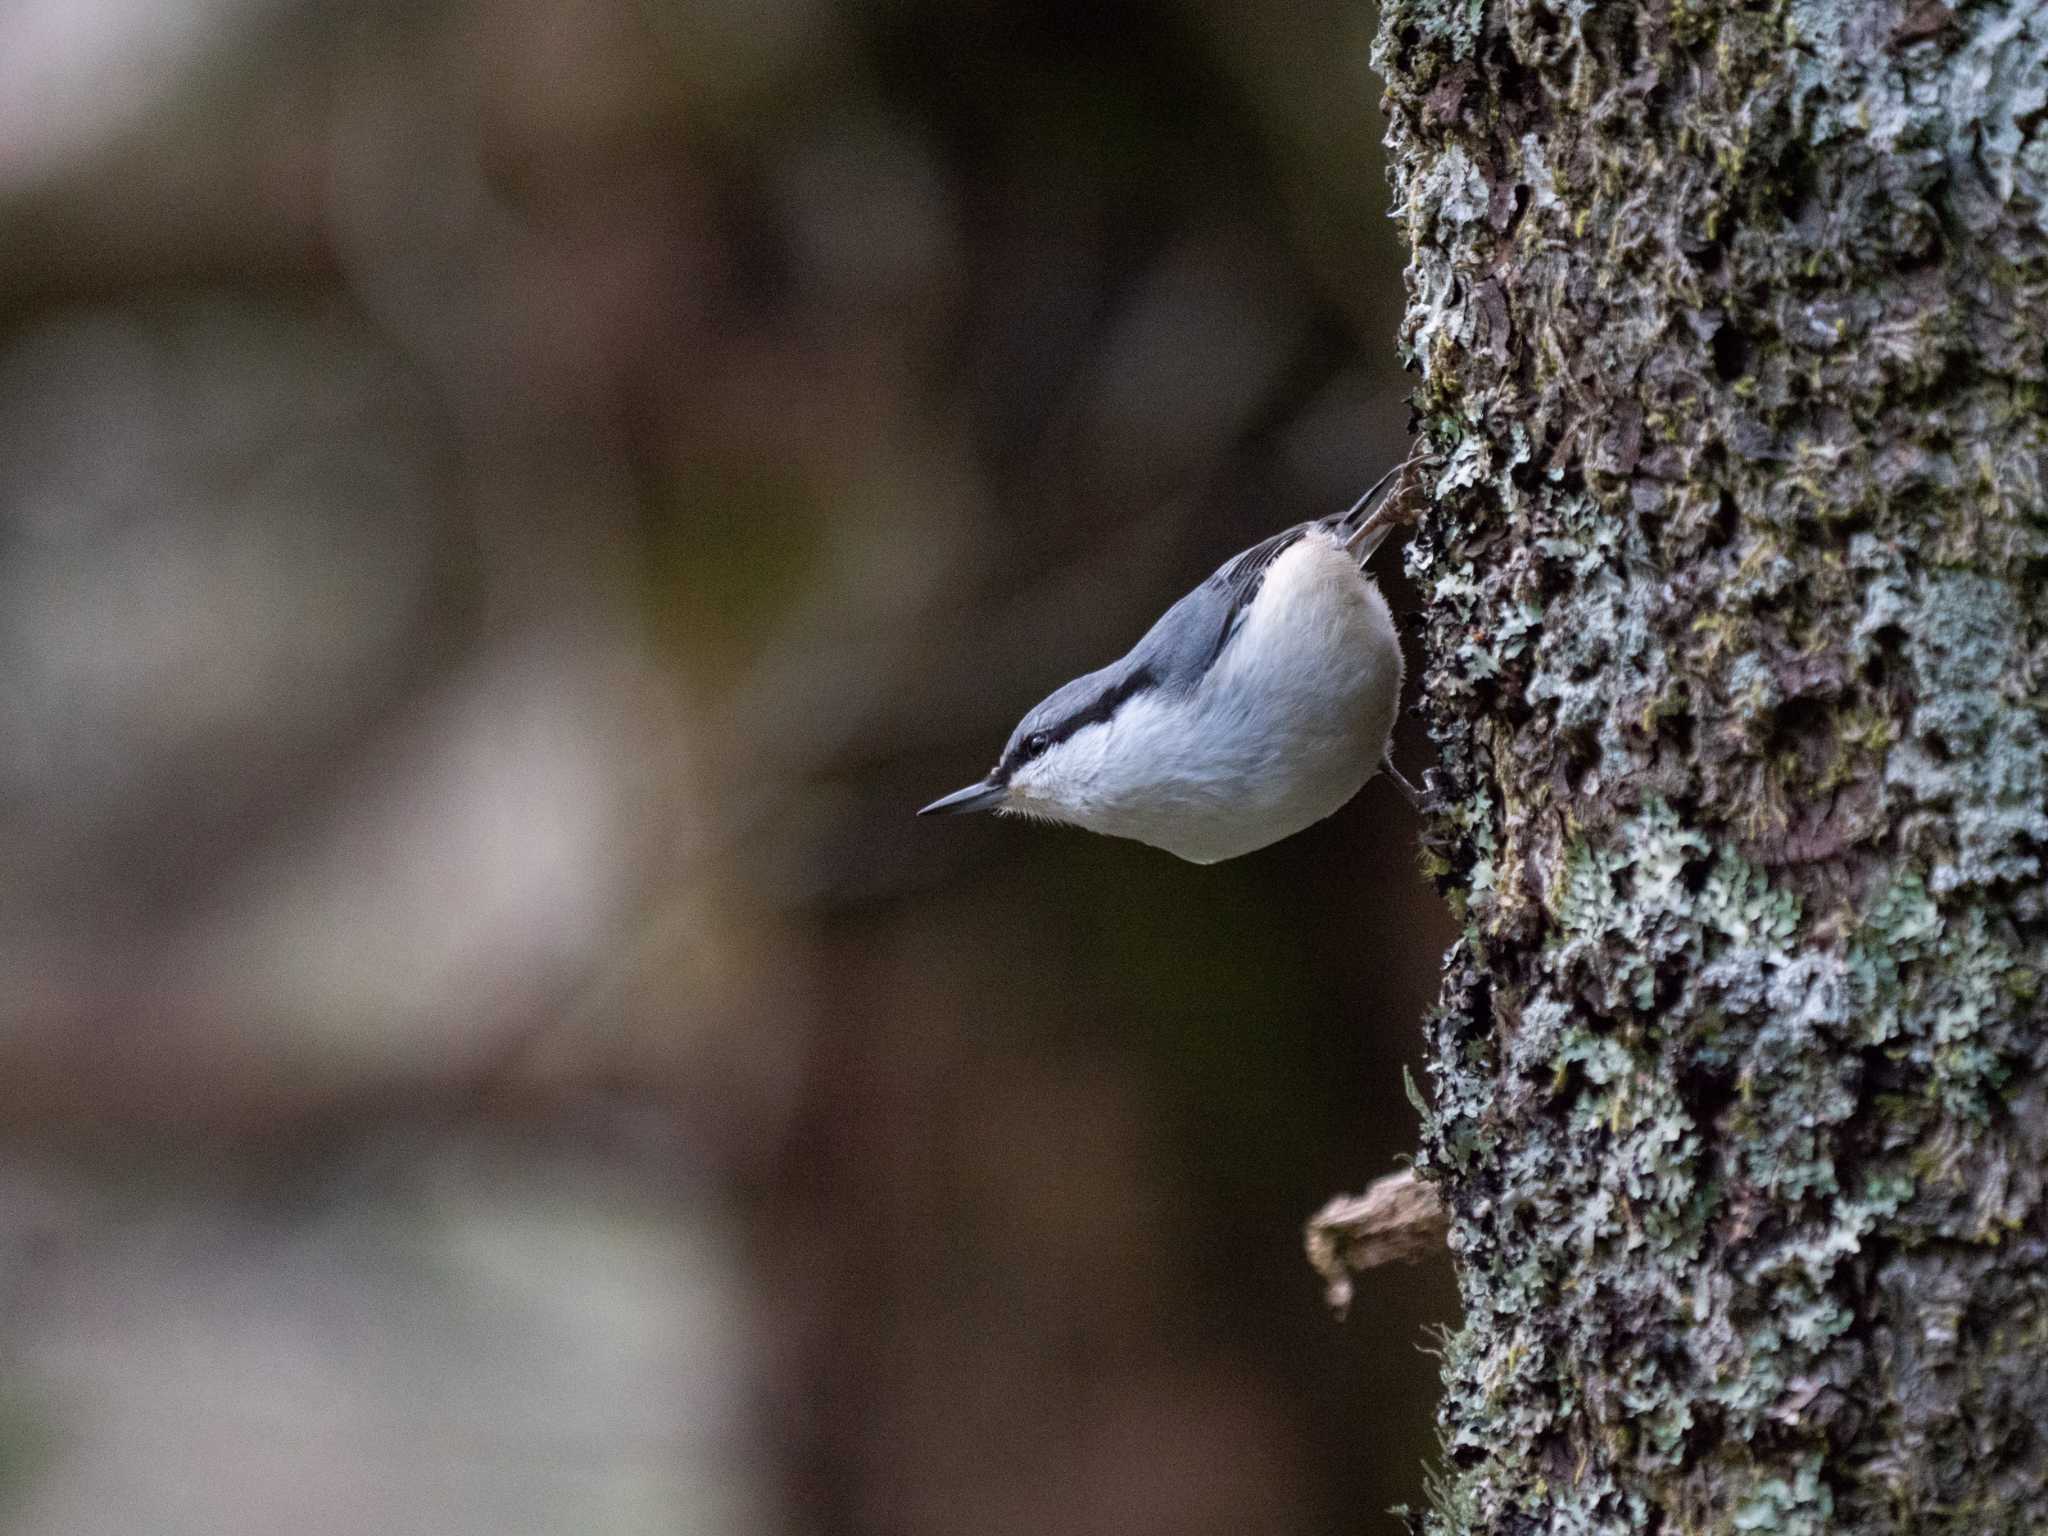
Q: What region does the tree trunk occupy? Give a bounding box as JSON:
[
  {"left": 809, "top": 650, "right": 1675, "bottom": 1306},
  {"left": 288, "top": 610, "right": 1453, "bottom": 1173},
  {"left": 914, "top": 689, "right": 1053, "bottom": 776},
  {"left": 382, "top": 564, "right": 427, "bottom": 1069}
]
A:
[{"left": 1377, "top": 0, "right": 2048, "bottom": 1530}]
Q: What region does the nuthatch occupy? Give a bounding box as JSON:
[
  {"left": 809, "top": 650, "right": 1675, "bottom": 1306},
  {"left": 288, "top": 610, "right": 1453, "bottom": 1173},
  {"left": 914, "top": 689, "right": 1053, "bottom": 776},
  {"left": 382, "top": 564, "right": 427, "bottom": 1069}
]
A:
[{"left": 920, "top": 466, "right": 1418, "bottom": 863}]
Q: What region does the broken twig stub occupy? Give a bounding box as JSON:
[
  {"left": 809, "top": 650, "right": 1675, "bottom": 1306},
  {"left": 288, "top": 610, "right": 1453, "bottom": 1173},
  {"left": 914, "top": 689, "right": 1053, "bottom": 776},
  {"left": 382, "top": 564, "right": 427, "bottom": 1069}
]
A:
[{"left": 1305, "top": 1168, "right": 1449, "bottom": 1316}]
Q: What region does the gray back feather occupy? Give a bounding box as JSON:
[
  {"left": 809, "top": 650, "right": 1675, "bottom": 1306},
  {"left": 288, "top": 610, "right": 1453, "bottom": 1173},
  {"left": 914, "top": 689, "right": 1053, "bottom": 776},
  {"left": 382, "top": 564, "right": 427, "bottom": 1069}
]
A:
[{"left": 994, "top": 492, "right": 1396, "bottom": 779}]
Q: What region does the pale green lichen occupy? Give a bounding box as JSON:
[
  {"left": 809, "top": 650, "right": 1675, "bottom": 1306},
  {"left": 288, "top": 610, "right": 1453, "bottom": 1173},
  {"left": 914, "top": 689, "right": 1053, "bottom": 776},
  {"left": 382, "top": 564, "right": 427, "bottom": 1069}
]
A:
[
  {"left": 1730, "top": 1453, "right": 1834, "bottom": 1535},
  {"left": 1417, "top": 786, "right": 2042, "bottom": 1531},
  {"left": 1384, "top": 0, "right": 2048, "bottom": 1529}
]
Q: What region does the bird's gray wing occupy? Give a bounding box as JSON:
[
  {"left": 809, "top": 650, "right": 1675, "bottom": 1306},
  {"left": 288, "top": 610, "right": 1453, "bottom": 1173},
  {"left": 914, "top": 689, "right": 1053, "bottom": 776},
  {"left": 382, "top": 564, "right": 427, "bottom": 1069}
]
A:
[
  {"left": 1128, "top": 523, "right": 1312, "bottom": 692},
  {"left": 1031, "top": 467, "right": 1411, "bottom": 731}
]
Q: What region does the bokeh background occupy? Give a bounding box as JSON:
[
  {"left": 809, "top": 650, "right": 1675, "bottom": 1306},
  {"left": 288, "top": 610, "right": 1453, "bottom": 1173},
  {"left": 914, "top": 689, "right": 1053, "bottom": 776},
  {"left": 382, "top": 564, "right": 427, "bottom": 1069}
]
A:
[{"left": 0, "top": 1, "right": 1458, "bottom": 1531}]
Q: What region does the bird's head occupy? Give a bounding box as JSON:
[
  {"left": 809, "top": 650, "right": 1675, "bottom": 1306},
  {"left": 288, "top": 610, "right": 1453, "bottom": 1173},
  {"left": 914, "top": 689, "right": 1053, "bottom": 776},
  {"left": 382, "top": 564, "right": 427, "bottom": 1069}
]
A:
[{"left": 918, "top": 660, "right": 1159, "bottom": 826}]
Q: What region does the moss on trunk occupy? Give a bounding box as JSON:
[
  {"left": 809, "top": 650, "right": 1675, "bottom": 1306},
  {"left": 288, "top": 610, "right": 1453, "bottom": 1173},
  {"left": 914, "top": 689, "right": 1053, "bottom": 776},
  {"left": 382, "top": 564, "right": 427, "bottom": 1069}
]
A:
[{"left": 1379, "top": 0, "right": 2048, "bottom": 1530}]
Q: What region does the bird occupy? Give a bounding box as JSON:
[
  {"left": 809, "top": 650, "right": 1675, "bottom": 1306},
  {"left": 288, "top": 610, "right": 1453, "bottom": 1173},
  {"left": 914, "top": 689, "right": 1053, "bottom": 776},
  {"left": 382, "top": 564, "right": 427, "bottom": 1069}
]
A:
[{"left": 918, "top": 465, "right": 1419, "bottom": 864}]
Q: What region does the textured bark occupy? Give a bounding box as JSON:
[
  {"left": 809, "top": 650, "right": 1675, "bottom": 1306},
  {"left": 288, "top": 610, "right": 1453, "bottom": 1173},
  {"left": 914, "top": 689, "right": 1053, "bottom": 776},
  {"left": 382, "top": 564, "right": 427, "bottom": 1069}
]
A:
[{"left": 1378, "top": 1, "right": 2048, "bottom": 1532}]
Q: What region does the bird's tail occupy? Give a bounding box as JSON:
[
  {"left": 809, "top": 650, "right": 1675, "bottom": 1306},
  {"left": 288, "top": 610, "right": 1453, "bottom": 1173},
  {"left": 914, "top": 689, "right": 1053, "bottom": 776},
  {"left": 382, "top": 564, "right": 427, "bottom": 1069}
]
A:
[{"left": 1327, "top": 446, "right": 1424, "bottom": 565}]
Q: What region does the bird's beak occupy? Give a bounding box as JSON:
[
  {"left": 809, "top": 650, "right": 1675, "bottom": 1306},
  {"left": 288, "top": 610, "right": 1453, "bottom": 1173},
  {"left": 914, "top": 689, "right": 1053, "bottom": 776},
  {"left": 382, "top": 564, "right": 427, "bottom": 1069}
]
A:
[{"left": 918, "top": 777, "right": 1007, "bottom": 817}]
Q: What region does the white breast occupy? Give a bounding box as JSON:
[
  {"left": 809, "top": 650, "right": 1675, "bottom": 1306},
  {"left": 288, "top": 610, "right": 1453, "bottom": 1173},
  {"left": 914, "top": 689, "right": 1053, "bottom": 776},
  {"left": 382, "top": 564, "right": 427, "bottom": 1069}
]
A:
[{"left": 1035, "top": 530, "right": 1403, "bottom": 863}]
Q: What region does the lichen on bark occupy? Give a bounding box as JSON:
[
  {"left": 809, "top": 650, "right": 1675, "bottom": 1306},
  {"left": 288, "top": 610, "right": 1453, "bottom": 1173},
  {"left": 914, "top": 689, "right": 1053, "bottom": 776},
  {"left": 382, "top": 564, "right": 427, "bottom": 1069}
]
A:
[{"left": 1377, "top": 0, "right": 2048, "bottom": 1531}]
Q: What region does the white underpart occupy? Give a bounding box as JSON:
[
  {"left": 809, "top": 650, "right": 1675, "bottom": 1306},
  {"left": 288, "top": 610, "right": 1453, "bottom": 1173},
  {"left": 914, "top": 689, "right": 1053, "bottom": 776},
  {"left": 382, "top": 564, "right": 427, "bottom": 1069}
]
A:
[{"left": 1006, "top": 529, "right": 1403, "bottom": 863}]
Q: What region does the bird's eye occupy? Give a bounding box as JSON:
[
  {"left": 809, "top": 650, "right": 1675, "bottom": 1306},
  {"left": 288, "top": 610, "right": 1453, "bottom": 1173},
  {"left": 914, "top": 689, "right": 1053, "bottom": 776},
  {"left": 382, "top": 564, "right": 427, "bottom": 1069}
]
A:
[{"left": 1026, "top": 730, "right": 1052, "bottom": 756}]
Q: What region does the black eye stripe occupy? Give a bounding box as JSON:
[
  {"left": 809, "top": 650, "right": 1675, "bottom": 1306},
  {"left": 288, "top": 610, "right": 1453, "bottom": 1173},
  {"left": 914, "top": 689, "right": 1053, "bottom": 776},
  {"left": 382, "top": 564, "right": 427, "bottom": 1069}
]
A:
[{"left": 1000, "top": 667, "right": 1155, "bottom": 777}]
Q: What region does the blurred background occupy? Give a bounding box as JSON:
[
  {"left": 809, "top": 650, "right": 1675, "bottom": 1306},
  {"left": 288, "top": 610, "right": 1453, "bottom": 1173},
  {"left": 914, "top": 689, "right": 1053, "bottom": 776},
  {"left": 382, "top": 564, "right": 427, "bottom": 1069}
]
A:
[{"left": 0, "top": 1, "right": 1456, "bottom": 1531}]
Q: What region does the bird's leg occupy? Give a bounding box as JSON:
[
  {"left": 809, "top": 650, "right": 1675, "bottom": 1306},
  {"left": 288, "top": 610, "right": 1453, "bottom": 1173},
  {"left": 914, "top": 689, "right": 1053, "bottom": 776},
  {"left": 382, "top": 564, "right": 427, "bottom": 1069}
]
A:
[{"left": 1382, "top": 756, "right": 1423, "bottom": 808}]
